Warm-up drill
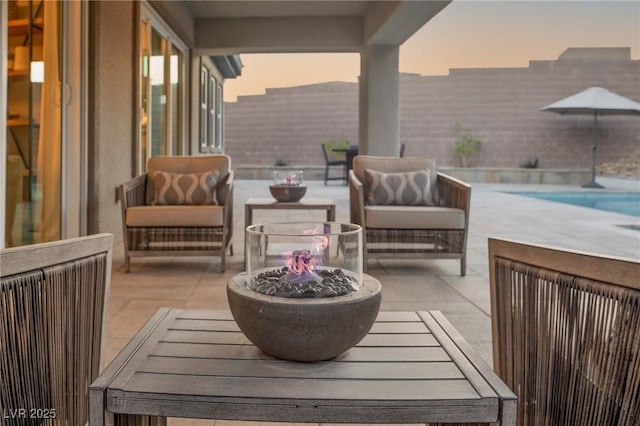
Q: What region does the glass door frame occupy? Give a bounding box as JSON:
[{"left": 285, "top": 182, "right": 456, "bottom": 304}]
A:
[
  {"left": 0, "top": 1, "right": 86, "bottom": 247},
  {"left": 1, "top": 1, "right": 8, "bottom": 247},
  {"left": 61, "top": 0, "right": 88, "bottom": 239},
  {"left": 137, "top": 2, "right": 188, "bottom": 175},
  {"left": 199, "top": 56, "right": 225, "bottom": 154}
]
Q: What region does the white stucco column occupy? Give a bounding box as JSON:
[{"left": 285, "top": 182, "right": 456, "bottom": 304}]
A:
[{"left": 358, "top": 44, "right": 400, "bottom": 156}]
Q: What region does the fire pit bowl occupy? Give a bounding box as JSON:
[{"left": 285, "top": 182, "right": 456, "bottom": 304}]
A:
[
  {"left": 228, "top": 222, "right": 381, "bottom": 361},
  {"left": 270, "top": 170, "right": 306, "bottom": 202},
  {"left": 227, "top": 272, "right": 381, "bottom": 361},
  {"left": 269, "top": 185, "right": 307, "bottom": 202}
]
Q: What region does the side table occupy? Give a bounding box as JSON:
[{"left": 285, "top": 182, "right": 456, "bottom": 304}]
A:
[{"left": 89, "top": 309, "right": 517, "bottom": 425}]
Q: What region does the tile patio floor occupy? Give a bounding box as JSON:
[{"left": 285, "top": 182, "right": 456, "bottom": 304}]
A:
[{"left": 105, "top": 177, "right": 639, "bottom": 425}]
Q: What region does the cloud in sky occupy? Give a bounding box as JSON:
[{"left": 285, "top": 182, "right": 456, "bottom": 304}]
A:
[{"left": 224, "top": 0, "right": 640, "bottom": 102}]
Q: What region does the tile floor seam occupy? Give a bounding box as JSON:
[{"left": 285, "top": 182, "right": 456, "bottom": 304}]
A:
[{"left": 436, "top": 274, "right": 492, "bottom": 319}]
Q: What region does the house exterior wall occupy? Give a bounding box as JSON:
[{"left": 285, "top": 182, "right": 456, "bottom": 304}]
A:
[
  {"left": 225, "top": 52, "right": 640, "bottom": 169},
  {"left": 88, "top": 0, "right": 136, "bottom": 240}
]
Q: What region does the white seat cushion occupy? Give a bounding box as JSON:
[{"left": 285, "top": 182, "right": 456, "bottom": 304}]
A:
[
  {"left": 126, "top": 205, "right": 224, "bottom": 227},
  {"left": 365, "top": 205, "right": 465, "bottom": 229}
]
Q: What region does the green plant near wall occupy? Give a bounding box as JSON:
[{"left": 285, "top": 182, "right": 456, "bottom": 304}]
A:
[
  {"left": 453, "top": 124, "right": 483, "bottom": 167},
  {"left": 322, "top": 138, "right": 350, "bottom": 161},
  {"left": 520, "top": 158, "right": 540, "bottom": 169},
  {"left": 274, "top": 157, "right": 290, "bottom": 166}
]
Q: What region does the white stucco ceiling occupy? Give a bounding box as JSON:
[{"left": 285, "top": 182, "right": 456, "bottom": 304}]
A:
[
  {"left": 182, "top": 1, "right": 370, "bottom": 19},
  {"left": 156, "top": 1, "right": 451, "bottom": 55}
]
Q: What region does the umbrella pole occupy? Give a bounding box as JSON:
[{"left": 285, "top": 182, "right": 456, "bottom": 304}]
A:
[{"left": 583, "top": 111, "right": 604, "bottom": 188}]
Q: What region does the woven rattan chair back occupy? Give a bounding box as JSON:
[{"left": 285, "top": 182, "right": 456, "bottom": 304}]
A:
[
  {"left": 0, "top": 233, "right": 113, "bottom": 425},
  {"left": 488, "top": 238, "right": 640, "bottom": 425}
]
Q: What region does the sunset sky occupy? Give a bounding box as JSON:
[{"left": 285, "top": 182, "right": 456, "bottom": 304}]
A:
[{"left": 223, "top": 0, "right": 640, "bottom": 102}]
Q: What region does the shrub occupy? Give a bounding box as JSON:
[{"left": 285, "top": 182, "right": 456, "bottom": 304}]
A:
[{"left": 453, "top": 124, "right": 483, "bottom": 167}]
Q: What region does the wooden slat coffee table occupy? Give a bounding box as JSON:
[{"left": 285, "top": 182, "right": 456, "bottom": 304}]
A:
[{"left": 90, "top": 309, "right": 516, "bottom": 425}]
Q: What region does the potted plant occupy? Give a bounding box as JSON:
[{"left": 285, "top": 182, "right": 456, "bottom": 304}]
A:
[{"left": 453, "top": 124, "right": 483, "bottom": 167}]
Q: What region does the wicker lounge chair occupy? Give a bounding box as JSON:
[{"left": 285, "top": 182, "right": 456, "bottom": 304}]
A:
[
  {"left": 0, "top": 233, "right": 113, "bottom": 425},
  {"left": 349, "top": 155, "right": 471, "bottom": 275},
  {"left": 489, "top": 238, "right": 640, "bottom": 425},
  {"left": 120, "top": 155, "right": 234, "bottom": 272}
]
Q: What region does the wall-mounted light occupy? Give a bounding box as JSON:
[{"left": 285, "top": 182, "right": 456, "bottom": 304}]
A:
[
  {"left": 149, "top": 55, "right": 179, "bottom": 85},
  {"left": 30, "top": 61, "right": 44, "bottom": 83}
]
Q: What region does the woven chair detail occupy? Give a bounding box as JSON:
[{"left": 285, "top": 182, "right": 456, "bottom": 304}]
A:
[{"left": 489, "top": 238, "right": 640, "bottom": 425}]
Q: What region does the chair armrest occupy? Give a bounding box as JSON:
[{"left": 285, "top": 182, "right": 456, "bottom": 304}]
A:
[
  {"left": 437, "top": 172, "right": 471, "bottom": 214},
  {"left": 221, "top": 171, "right": 234, "bottom": 246},
  {"left": 120, "top": 174, "right": 147, "bottom": 210},
  {"left": 349, "top": 170, "right": 366, "bottom": 226},
  {"left": 218, "top": 170, "right": 234, "bottom": 205}
]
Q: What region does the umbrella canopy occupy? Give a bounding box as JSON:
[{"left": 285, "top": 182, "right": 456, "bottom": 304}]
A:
[
  {"left": 541, "top": 86, "right": 640, "bottom": 188},
  {"left": 542, "top": 86, "right": 640, "bottom": 115}
]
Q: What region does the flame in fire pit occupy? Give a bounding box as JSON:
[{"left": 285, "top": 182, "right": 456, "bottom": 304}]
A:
[
  {"left": 286, "top": 249, "right": 317, "bottom": 274},
  {"left": 283, "top": 226, "right": 329, "bottom": 283}
]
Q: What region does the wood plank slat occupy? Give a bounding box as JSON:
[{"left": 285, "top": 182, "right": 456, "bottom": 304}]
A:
[
  {"left": 124, "top": 374, "right": 482, "bottom": 401},
  {"left": 418, "top": 311, "right": 498, "bottom": 400},
  {"left": 170, "top": 319, "right": 241, "bottom": 332},
  {"left": 357, "top": 333, "right": 438, "bottom": 347},
  {"left": 336, "top": 346, "right": 451, "bottom": 362},
  {"left": 163, "top": 330, "right": 251, "bottom": 345},
  {"left": 369, "top": 321, "right": 429, "bottom": 334},
  {"left": 140, "top": 358, "right": 465, "bottom": 380},
  {"left": 152, "top": 342, "right": 452, "bottom": 362},
  {"left": 176, "top": 310, "right": 235, "bottom": 320},
  {"left": 108, "top": 397, "right": 498, "bottom": 424},
  {"left": 151, "top": 342, "right": 268, "bottom": 359},
  {"left": 375, "top": 311, "right": 422, "bottom": 322},
  {"left": 0, "top": 233, "right": 113, "bottom": 276},
  {"left": 171, "top": 320, "right": 429, "bottom": 334},
  {"left": 164, "top": 330, "right": 439, "bottom": 347}
]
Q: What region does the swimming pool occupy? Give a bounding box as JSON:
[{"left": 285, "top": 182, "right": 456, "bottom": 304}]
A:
[{"left": 509, "top": 192, "right": 640, "bottom": 217}]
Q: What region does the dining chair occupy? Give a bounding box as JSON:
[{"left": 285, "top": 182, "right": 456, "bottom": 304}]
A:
[
  {"left": 321, "top": 142, "right": 347, "bottom": 185},
  {"left": 489, "top": 238, "right": 640, "bottom": 425},
  {"left": 0, "top": 233, "right": 113, "bottom": 425}
]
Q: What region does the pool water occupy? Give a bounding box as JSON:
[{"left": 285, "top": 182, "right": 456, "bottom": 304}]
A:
[{"left": 509, "top": 192, "right": 640, "bottom": 217}]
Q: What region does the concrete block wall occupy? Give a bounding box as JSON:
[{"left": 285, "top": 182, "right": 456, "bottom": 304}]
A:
[
  {"left": 225, "top": 51, "right": 640, "bottom": 170},
  {"left": 225, "top": 82, "right": 359, "bottom": 166}
]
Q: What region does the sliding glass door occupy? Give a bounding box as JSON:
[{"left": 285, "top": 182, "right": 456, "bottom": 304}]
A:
[
  {"left": 3, "top": 0, "right": 62, "bottom": 247},
  {"left": 2, "top": 0, "right": 85, "bottom": 248},
  {"left": 138, "top": 4, "right": 186, "bottom": 174}
]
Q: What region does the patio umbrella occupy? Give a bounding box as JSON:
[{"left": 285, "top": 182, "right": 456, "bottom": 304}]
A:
[{"left": 541, "top": 86, "right": 640, "bottom": 188}]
